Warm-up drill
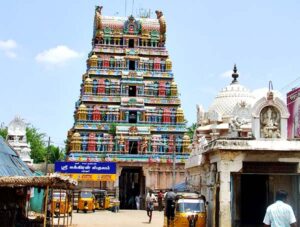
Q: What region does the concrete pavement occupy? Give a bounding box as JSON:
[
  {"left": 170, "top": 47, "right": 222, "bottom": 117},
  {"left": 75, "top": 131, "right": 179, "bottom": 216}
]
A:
[{"left": 70, "top": 209, "right": 164, "bottom": 227}]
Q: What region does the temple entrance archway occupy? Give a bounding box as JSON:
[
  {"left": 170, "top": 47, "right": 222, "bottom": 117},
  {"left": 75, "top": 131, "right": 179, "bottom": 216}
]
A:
[{"left": 119, "top": 167, "right": 145, "bottom": 209}]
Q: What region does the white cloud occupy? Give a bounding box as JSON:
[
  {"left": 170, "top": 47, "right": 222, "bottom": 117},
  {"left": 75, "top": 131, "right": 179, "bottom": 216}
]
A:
[
  {"left": 0, "top": 40, "right": 17, "bottom": 49},
  {"left": 35, "top": 45, "right": 81, "bottom": 65},
  {"left": 220, "top": 70, "right": 232, "bottom": 78},
  {"left": 5, "top": 51, "right": 17, "bottom": 59},
  {"left": 0, "top": 39, "right": 17, "bottom": 58}
]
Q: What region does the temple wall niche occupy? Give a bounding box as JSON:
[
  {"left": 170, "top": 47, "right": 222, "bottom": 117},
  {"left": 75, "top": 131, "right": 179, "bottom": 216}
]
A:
[{"left": 260, "top": 106, "right": 281, "bottom": 138}]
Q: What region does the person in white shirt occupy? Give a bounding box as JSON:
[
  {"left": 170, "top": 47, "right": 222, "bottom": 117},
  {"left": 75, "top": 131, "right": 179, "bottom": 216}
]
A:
[
  {"left": 135, "top": 195, "right": 140, "bottom": 210},
  {"left": 263, "top": 190, "right": 296, "bottom": 227},
  {"left": 146, "top": 190, "right": 156, "bottom": 223}
]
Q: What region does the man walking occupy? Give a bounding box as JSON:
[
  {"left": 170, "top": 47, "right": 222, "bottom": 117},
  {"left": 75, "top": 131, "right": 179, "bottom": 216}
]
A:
[
  {"left": 165, "top": 188, "right": 176, "bottom": 227},
  {"left": 263, "top": 190, "right": 296, "bottom": 227},
  {"left": 146, "top": 190, "right": 156, "bottom": 223}
]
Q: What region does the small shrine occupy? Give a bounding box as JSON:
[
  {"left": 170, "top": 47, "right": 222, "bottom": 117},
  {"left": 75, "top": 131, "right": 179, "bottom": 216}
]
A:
[{"left": 186, "top": 66, "right": 300, "bottom": 226}]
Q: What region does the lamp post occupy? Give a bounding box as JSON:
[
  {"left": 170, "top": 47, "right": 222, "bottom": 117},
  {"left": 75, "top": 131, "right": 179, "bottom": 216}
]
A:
[{"left": 45, "top": 137, "right": 51, "bottom": 175}]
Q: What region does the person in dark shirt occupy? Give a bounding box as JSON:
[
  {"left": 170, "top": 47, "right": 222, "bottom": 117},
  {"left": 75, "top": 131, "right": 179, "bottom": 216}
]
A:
[
  {"left": 158, "top": 190, "right": 163, "bottom": 211},
  {"left": 165, "top": 189, "right": 176, "bottom": 227}
]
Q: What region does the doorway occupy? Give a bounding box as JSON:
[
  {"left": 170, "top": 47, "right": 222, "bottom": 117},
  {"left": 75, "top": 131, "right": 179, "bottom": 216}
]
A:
[
  {"left": 129, "top": 60, "right": 135, "bottom": 70},
  {"left": 119, "top": 167, "right": 145, "bottom": 209},
  {"left": 129, "top": 111, "right": 137, "bottom": 123},
  {"left": 129, "top": 141, "right": 138, "bottom": 154},
  {"left": 129, "top": 86, "right": 136, "bottom": 97},
  {"left": 129, "top": 39, "right": 134, "bottom": 48},
  {"left": 241, "top": 174, "right": 268, "bottom": 226}
]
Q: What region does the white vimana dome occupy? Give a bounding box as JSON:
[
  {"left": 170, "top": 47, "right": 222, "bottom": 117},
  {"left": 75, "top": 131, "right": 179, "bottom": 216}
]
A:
[{"left": 207, "top": 65, "right": 255, "bottom": 118}]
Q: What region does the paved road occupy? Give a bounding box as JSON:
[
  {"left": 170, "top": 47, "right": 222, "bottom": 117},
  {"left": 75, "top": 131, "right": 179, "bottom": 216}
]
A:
[{"left": 69, "top": 210, "right": 164, "bottom": 227}]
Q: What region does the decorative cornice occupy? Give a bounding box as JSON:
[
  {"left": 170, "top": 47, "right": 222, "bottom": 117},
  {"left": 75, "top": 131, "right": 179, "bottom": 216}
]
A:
[{"left": 252, "top": 97, "right": 290, "bottom": 118}]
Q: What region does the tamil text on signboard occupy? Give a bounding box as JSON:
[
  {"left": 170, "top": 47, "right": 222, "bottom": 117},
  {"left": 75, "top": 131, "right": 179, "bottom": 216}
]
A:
[{"left": 55, "top": 162, "right": 116, "bottom": 181}]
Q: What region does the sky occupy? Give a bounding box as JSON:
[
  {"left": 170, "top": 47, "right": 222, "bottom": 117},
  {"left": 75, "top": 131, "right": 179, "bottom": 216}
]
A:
[{"left": 1, "top": 0, "right": 300, "bottom": 147}]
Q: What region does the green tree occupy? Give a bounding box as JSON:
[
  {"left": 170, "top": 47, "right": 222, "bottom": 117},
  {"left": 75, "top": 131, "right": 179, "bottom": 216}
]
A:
[
  {"left": 0, "top": 123, "right": 8, "bottom": 139},
  {"left": 26, "top": 125, "right": 46, "bottom": 163},
  {"left": 187, "top": 123, "right": 197, "bottom": 141},
  {"left": 48, "top": 145, "right": 65, "bottom": 163}
]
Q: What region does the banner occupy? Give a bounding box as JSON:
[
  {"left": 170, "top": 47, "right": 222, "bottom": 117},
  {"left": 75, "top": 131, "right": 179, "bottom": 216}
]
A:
[
  {"left": 55, "top": 162, "right": 117, "bottom": 181},
  {"left": 287, "top": 87, "right": 300, "bottom": 139}
]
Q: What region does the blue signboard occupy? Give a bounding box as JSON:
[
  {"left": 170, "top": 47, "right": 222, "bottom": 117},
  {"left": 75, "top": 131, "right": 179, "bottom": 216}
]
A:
[{"left": 55, "top": 162, "right": 116, "bottom": 174}]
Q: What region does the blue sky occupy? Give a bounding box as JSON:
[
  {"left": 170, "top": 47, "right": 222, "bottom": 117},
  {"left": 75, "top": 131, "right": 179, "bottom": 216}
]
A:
[{"left": 1, "top": 0, "right": 300, "bottom": 146}]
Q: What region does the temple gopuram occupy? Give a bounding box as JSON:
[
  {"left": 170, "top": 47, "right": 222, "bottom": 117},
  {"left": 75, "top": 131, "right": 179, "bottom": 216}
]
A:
[{"left": 66, "top": 6, "right": 190, "bottom": 208}]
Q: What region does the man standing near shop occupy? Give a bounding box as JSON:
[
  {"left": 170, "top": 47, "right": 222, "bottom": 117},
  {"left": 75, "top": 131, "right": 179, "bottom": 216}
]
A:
[{"left": 263, "top": 190, "right": 296, "bottom": 227}]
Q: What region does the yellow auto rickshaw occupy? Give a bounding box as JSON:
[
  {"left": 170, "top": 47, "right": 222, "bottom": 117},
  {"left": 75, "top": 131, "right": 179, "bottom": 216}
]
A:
[
  {"left": 92, "top": 189, "right": 110, "bottom": 210},
  {"left": 51, "top": 191, "right": 72, "bottom": 217},
  {"left": 77, "top": 189, "right": 95, "bottom": 213},
  {"left": 164, "top": 192, "right": 206, "bottom": 227}
]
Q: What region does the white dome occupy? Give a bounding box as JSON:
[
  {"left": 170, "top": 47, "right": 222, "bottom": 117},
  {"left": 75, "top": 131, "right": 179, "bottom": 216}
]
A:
[{"left": 208, "top": 82, "right": 255, "bottom": 118}]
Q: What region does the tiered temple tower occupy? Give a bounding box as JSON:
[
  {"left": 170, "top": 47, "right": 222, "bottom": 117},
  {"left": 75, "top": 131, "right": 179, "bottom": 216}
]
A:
[{"left": 66, "top": 6, "right": 190, "bottom": 208}]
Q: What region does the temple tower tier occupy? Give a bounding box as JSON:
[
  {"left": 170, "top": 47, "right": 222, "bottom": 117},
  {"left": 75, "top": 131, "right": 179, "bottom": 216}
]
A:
[{"left": 66, "top": 6, "right": 190, "bottom": 209}]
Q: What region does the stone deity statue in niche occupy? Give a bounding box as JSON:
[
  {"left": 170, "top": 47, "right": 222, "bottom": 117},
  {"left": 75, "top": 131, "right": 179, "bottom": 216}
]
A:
[
  {"left": 141, "top": 137, "right": 148, "bottom": 153},
  {"left": 260, "top": 106, "right": 281, "bottom": 138},
  {"left": 118, "top": 134, "right": 125, "bottom": 152}
]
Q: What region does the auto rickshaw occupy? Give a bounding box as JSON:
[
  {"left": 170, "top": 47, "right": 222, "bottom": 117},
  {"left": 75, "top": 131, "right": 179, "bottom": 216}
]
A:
[
  {"left": 164, "top": 192, "right": 206, "bottom": 227},
  {"left": 93, "top": 189, "right": 110, "bottom": 210},
  {"left": 77, "top": 189, "right": 95, "bottom": 213},
  {"left": 51, "top": 191, "right": 72, "bottom": 217}
]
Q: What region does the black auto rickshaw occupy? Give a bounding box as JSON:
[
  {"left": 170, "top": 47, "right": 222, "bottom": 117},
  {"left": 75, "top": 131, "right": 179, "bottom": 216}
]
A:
[{"left": 92, "top": 189, "right": 110, "bottom": 210}]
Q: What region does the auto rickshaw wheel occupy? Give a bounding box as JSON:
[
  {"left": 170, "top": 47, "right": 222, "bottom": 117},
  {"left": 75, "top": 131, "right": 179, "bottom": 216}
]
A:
[
  {"left": 93, "top": 209, "right": 95, "bottom": 213},
  {"left": 77, "top": 209, "right": 79, "bottom": 213},
  {"left": 84, "top": 210, "right": 87, "bottom": 213}
]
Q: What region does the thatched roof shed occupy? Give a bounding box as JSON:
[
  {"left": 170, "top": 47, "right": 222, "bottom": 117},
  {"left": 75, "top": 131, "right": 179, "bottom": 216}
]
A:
[{"left": 0, "top": 174, "right": 77, "bottom": 189}]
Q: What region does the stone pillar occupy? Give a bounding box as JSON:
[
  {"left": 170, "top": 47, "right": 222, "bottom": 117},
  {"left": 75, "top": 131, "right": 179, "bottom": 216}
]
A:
[
  {"left": 162, "top": 169, "right": 167, "bottom": 189},
  {"left": 217, "top": 157, "right": 243, "bottom": 227},
  {"left": 144, "top": 166, "right": 151, "bottom": 189},
  {"left": 154, "top": 170, "right": 158, "bottom": 189},
  {"left": 114, "top": 166, "right": 123, "bottom": 200},
  {"left": 219, "top": 170, "right": 231, "bottom": 227}
]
